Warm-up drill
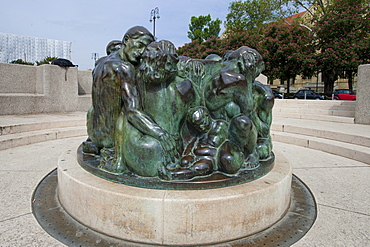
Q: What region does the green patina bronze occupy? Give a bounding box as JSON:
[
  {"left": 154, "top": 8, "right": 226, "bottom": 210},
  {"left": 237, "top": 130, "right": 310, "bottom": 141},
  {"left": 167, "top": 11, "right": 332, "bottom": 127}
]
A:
[{"left": 80, "top": 26, "right": 275, "bottom": 188}]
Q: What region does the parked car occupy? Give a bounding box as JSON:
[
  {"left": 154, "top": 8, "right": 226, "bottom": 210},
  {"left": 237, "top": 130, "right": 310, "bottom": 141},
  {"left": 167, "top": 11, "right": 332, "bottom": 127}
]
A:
[
  {"left": 272, "top": 90, "right": 283, "bottom": 99},
  {"left": 293, "top": 90, "right": 325, "bottom": 100},
  {"left": 333, "top": 89, "right": 356, "bottom": 100}
]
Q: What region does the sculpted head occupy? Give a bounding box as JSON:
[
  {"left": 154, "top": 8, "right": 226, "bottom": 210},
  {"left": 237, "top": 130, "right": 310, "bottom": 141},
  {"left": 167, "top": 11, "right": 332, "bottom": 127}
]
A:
[
  {"left": 106, "top": 40, "right": 122, "bottom": 55},
  {"left": 227, "top": 46, "right": 265, "bottom": 78},
  {"left": 205, "top": 54, "right": 222, "bottom": 61},
  {"left": 187, "top": 106, "right": 212, "bottom": 133},
  {"left": 120, "top": 26, "right": 155, "bottom": 65},
  {"left": 253, "top": 81, "right": 274, "bottom": 111},
  {"left": 138, "top": 40, "right": 179, "bottom": 84}
]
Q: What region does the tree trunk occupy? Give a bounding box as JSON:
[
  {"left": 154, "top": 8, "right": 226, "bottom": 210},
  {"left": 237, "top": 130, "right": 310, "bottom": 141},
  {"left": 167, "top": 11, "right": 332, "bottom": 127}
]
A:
[
  {"left": 322, "top": 70, "right": 337, "bottom": 94},
  {"left": 287, "top": 78, "right": 291, "bottom": 94},
  {"left": 347, "top": 70, "right": 353, "bottom": 91}
]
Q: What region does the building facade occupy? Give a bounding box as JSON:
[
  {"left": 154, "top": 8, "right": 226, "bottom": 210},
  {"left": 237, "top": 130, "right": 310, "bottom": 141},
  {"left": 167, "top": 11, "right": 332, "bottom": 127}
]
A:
[{"left": 0, "top": 33, "right": 71, "bottom": 64}]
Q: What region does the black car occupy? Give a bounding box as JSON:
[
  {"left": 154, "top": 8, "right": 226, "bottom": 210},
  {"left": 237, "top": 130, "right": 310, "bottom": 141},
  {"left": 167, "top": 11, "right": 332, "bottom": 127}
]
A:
[
  {"left": 293, "top": 90, "right": 325, "bottom": 100},
  {"left": 272, "top": 90, "right": 283, "bottom": 99}
]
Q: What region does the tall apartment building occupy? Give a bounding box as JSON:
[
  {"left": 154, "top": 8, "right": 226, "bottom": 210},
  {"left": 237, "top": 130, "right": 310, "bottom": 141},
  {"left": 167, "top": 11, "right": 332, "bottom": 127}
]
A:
[{"left": 0, "top": 32, "right": 72, "bottom": 63}]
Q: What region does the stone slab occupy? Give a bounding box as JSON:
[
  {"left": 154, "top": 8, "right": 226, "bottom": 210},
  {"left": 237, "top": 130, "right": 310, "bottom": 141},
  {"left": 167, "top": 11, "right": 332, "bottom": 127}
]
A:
[
  {"left": 292, "top": 205, "right": 370, "bottom": 247},
  {"left": 355, "top": 64, "right": 370, "bottom": 125},
  {"left": 274, "top": 142, "right": 370, "bottom": 247},
  {"left": 0, "top": 213, "right": 65, "bottom": 247},
  {"left": 293, "top": 167, "right": 370, "bottom": 216},
  {"left": 0, "top": 64, "right": 92, "bottom": 115}
]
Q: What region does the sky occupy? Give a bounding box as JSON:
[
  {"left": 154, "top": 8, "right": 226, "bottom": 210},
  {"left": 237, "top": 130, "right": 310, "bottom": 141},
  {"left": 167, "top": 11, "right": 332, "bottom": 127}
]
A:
[{"left": 0, "top": 0, "right": 232, "bottom": 70}]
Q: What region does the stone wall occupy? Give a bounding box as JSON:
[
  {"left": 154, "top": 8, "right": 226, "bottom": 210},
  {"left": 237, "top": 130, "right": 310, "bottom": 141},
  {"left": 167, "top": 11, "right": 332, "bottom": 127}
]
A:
[
  {"left": 355, "top": 64, "right": 370, "bottom": 125},
  {"left": 2, "top": 62, "right": 368, "bottom": 123},
  {"left": 0, "top": 63, "right": 92, "bottom": 115}
]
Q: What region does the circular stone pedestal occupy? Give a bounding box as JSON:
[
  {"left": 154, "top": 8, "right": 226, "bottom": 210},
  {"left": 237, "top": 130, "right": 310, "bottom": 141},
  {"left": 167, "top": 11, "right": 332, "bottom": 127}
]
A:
[{"left": 58, "top": 150, "right": 292, "bottom": 246}]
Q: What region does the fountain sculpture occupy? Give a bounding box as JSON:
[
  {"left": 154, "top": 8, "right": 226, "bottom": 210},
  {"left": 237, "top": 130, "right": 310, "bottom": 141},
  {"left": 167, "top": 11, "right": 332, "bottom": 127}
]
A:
[{"left": 57, "top": 26, "right": 292, "bottom": 245}]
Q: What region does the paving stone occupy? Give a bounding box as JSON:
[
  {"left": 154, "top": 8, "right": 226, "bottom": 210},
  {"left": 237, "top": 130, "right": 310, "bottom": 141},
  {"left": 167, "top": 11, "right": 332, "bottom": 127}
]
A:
[
  {"left": 0, "top": 213, "right": 65, "bottom": 247},
  {"left": 292, "top": 205, "right": 370, "bottom": 247}
]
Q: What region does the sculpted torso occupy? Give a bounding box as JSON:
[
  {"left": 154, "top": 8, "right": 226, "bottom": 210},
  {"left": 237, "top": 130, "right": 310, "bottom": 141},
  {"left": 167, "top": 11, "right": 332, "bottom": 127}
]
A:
[{"left": 87, "top": 52, "right": 135, "bottom": 148}]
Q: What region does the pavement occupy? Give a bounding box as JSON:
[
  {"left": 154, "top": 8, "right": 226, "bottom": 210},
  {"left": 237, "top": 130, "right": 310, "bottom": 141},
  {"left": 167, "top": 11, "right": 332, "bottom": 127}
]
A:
[{"left": 0, "top": 111, "right": 369, "bottom": 246}]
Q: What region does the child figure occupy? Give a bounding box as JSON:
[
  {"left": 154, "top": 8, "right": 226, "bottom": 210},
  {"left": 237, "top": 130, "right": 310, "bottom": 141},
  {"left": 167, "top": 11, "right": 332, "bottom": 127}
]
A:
[{"left": 170, "top": 106, "right": 245, "bottom": 179}]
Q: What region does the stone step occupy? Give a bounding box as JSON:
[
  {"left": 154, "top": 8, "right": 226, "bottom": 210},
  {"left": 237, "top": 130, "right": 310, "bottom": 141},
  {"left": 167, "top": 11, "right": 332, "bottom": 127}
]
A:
[
  {"left": 272, "top": 118, "right": 370, "bottom": 148},
  {"left": 0, "top": 112, "right": 86, "bottom": 136},
  {"left": 272, "top": 112, "right": 354, "bottom": 123},
  {"left": 0, "top": 126, "right": 87, "bottom": 150},
  {"left": 274, "top": 99, "right": 356, "bottom": 111},
  {"left": 271, "top": 131, "right": 370, "bottom": 165},
  {"left": 273, "top": 107, "right": 355, "bottom": 117},
  {"left": 273, "top": 100, "right": 356, "bottom": 123}
]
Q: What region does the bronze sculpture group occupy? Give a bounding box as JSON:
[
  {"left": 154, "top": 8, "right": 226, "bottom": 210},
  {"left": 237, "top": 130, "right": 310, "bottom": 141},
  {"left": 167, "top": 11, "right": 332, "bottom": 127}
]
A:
[{"left": 81, "top": 26, "right": 274, "bottom": 183}]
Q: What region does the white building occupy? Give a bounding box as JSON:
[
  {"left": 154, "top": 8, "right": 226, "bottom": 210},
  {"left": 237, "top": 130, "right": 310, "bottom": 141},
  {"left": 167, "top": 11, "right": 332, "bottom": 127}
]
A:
[{"left": 0, "top": 32, "right": 72, "bottom": 63}]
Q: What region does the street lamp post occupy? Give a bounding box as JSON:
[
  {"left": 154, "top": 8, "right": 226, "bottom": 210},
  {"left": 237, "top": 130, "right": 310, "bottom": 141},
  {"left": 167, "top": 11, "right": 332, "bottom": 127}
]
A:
[
  {"left": 149, "top": 7, "right": 160, "bottom": 38},
  {"left": 91, "top": 52, "right": 99, "bottom": 64}
]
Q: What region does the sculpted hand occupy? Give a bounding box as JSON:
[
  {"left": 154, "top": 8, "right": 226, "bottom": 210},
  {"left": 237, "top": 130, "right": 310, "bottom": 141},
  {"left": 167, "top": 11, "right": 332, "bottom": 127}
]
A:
[{"left": 158, "top": 131, "right": 179, "bottom": 164}]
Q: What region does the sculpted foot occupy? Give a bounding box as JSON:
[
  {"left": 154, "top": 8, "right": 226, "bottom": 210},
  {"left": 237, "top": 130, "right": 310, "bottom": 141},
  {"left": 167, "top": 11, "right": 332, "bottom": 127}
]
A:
[
  {"left": 243, "top": 150, "right": 260, "bottom": 170},
  {"left": 190, "top": 161, "right": 213, "bottom": 176},
  {"left": 170, "top": 168, "right": 195, "bottom": 180},
  {"left": 158, "top": 165, "right": 173, "bottom": 180},
  {"left": 99, "top": 158, "right": 127, "bottom": 174},
  {"left": 99, "top": 148, "right": 127, "bottom": 174},
  {"left": 82, "top": 141, "right": 100, "bottom": 155}
]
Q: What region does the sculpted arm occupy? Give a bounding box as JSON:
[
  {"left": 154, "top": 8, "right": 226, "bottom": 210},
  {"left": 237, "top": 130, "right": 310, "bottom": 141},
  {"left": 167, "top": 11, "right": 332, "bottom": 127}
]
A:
[{"left": 117, "top": 63, "right": 178, "bottom": 159}]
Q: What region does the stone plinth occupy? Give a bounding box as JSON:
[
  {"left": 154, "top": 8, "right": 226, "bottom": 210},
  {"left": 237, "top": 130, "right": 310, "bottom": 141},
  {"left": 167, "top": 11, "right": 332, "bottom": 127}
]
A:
[
  {"left": 58, "top": 150, "right": 291, "bottom": 246},
  {"left": 355, "top": 64, "right": 370, "bottom": 125},
  {"left": 0, "top": 63, "right": 92, "bottom": 115}
]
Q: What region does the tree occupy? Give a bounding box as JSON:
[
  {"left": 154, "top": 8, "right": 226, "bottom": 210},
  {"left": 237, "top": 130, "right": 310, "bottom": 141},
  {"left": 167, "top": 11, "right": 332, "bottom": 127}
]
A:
[
  {"left": 179, "top": 21, "right": 316, "bottom": 93},
  {"left": 187, "top": 14, "right": 222, "bottom": 42},
  {"left": 178, "top": 37, "right": 224, "bottom": 59},
  {"left": 313, "top": 0, "right": 370, "bottom": 93},
  {"left": 291, "top": 0, "right": 340, "bottom": 18},
  {"left": 257, "top": 22, "right": 315, "bottom": 91},
  {"left": 36, "top": 56, "right": 58, "bottom": 65},
  {"left": 225, "top": 0, "right": 298, "bottom": 32}
]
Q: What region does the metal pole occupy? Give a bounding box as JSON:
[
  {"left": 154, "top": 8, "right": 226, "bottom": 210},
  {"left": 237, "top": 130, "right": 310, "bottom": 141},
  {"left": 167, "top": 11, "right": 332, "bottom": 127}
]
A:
[
  {"left": 152, "top": 16, "right": 156, "bottom": 37},
  {"left": 150, "top": 7, "right": 160, "bottom": 38},
  {"left": 91, "top": 53, "right": 99, "bottom": 63}
]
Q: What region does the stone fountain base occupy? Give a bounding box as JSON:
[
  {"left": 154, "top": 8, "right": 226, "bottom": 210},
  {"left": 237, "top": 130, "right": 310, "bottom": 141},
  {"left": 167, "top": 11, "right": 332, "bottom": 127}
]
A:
[{"left": 57, "top": 150, "right": 291, "bottom": 246}]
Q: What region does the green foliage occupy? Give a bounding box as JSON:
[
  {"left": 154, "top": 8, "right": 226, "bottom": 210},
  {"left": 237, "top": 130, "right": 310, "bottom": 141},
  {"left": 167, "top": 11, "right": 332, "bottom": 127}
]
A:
[
  {"left": 225, "top": 0, "right": 298, "bottom": 32},
  {"left": 9, "top": 56, "right": 59, "bottom": 66},
  {"left": 179, "top": 0, "right": 369, "bottom": 93},
  {"left": 178, "top": 37, "right": 224, "bottom": 59},
  {"left": 179, "top": 21, "right": 315, "bottom": 84},
  {"left": 187, "top": 14, "right": 222, "bottom": 42},
  {"left": 250, "top": 22, "right": 315, "bottom": 82},
  {"left": 10, "top": 59, "right": 33, "bottom": 65},
  {"left": 36, "top": 56, "right": 58, "bottom": 65},
  {"left": 313, "top": 0, "right": 370, "bottom": 92},
  {"left": 291, "top": 0, "right": 337, "bottom": 17}
]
